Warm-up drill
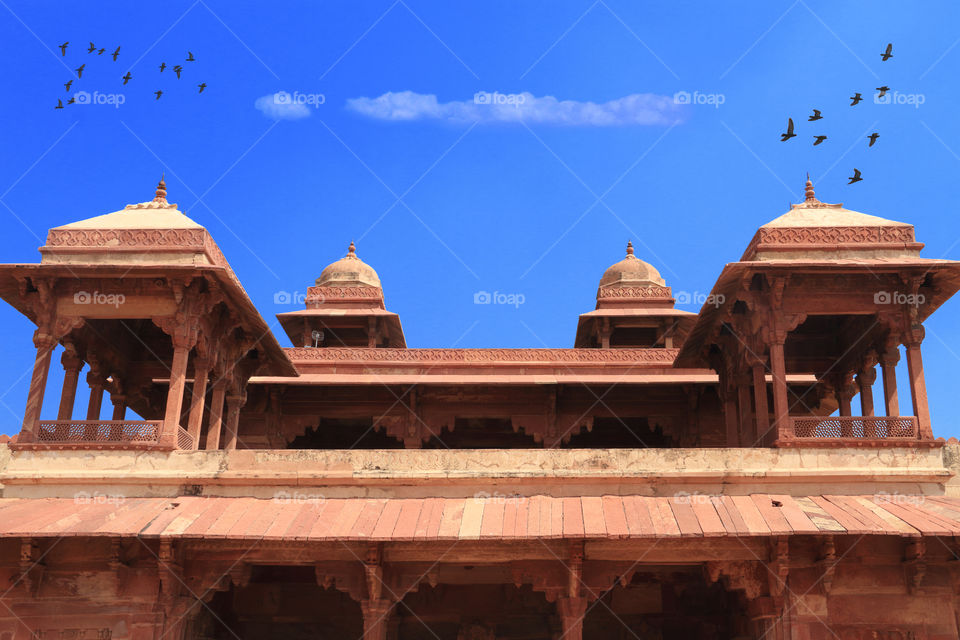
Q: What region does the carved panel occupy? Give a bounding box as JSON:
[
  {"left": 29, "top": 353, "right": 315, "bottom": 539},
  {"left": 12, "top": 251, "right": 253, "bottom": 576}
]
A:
[{"left": 286, "top": 347, "right": 680, "bottom": 363}]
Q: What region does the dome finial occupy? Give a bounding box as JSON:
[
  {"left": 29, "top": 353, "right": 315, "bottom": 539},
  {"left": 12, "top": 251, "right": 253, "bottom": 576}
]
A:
[
  {"left": 347, "top": 240, "right": 357, "bottom": 258},
  {"left": 804, "top": 172, "right": 816, "bottom": 202},
  {"left": 154, "top": 173, "right": 167, "bottom": 203},
  {"left": 626, "top": 240, "right": 634, "bottom": 257}
]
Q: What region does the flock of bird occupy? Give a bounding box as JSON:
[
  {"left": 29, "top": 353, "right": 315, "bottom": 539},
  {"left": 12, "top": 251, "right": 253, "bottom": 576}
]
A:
[
  {"left": 779, "top": 42, "right": 895, "bottom": 185},
  {"left": 54, "top": 41, "right": 206, "bottom": 109}
]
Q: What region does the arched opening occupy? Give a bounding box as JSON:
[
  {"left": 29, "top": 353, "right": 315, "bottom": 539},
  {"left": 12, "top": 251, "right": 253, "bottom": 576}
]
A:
[
  {"left": 396, "top": 582, "right": 557, "bottom": 639},
  {"left": 583, "top": 567, "right": 750, "bottom": 639},
  {"left": 188, "top": 565, "right": 364, "bottom": 639}
]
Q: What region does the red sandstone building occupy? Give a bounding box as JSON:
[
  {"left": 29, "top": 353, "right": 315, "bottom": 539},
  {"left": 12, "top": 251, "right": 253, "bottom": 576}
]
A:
[{"left": 2, "top": 177, "right": 960, "bottom": 638}]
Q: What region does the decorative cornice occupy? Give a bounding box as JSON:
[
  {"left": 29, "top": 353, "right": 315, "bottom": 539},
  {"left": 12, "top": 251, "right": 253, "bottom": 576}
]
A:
[
  {"left": 307, "top": 285, "right": 383, "bottom": 303},
  {"left": 741, "top": 225, "right": 919, "bottom": 260},
  {"left": 42, "top": 228, "right": 229, "bottom": 269},
  {"left": 597, "top": 284, "right": 672, "bottom": 300},
  {"left": 284, "top": 347, "right": 679, "bottom": 363}
]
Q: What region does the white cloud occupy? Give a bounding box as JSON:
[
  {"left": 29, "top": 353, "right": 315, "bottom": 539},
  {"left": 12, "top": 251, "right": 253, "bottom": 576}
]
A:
[
  {"left": 345, "top": 91, "right": 684, "bottom": 126},
  {"left": 254, "top": 93, "right": 311, "bottom": 120}
]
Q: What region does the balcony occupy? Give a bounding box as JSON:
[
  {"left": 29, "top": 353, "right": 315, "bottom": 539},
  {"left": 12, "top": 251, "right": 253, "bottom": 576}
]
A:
[
  {"left": 778, "top": 416, "right": 932, "bottom": 447},
  {"left": 9, "top": 420, "right": 191, "bottom": 450}
]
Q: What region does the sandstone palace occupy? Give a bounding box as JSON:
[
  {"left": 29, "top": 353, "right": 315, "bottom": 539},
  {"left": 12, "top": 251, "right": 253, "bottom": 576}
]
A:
[{"left": 2, "top": 176, "right": 960, "bottom": 639}]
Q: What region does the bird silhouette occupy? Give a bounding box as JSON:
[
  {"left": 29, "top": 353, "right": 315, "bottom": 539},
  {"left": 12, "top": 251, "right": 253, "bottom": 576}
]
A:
[
  {"left": 173, "top": 65, "right": 183, "bottom": 79},
  {"left": 111, "top": 46, "right": 120, "bottom": 61},
  {"left": 808, "top": 109, "right": 822, "bottom": 121},
  {"left": 780, "top": 118, "right": 796, "bottom": 141},
  {"left": 75, "top": 64, "right": 85, "bottom": 78},
  {"left": 64, "top": 79, "right": 73, "bottom": 92},
  {"left": 197, "top": 83, "right": 207, "bottom": 93},
  {"left": 59, "top": 42, "right": 68, "bottom": 56},
  {"left": 97, "top": 48, "right": 105, "bottom": 55},
  {"left": 186, "top": 51, "right": 195, "bottom": 61},
  {"left": 848, "top": 168, "right": 863, "bottom": 184},
  {"left": 850, "top": 93, "right": 863, "bottom": 105},
  {"left": 876, "top": 86, "right": 890, "bottom": 98},
  {"left": 66, "top": 97, "right": 75, "bottom": 105},
  {"left": 122, "top": 72, "right": 132, "bottom": 85},
  {"left": 87, "top": 42, "right": 96, "bottom": 53},
  {"left": 159, "top": 62, "right": 167, "bottom": 72},
  {"left": 55, "top": 99, "right": 64, "bottom": 110},
  {"left": 813, "top": 135, "right": 827, "bottom": 146},
  {"left": 868, "top": 133, "right": 880, "bottom": 147},
  {"left": 881, "top": 43, "right": 893, "bottom": 61},
  {"left": 154, "top": 90, "right": 163, "bottom": 100}
]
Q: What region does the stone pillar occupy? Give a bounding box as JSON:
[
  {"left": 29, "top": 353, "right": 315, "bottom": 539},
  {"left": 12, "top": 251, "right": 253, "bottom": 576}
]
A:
[
  {"left": 722, "top": 391, "right": 739, "bottom": 446},
  {"left": 223, "top": 392, "right": 246, "bottom": 451},
  {"left": 856, "top": 365, "right": 877, "bottom": 418},
  {"left": 19, "top": 331, "right": 58, "bottom": 442},
  {"left": 56, "top": 345, "right": 82, "bottom": 420},
  {"left": 161, "top": 338, "right": 191, "bottom": 447},
  {"left": 205, "top": 374, "right": 227, "bottom": 450},
  {"left": 85, "top": 368, "right": 105, "bottom": 420},
  {"left": 737, "top": 380, "right": 754, "bottom": 446},
  {"left": 835, "top": 372, "right": 855, "bottom": 418},
  {"left": 751, "top": 361, "right": 771, "bottom": 446},
  {"left": 769, "top": 340, "right": 790, "bottom": 440},
  {"left": 186, "top": 359, "right": 211, "bottom": 449},
  {"left": 905, "top": 334, "right": 932, "bottom": 438},
  {"left": 111, "top": 394, "right": 126, "bottom": 420},
  {"left": 879, "top": 347, "right": 900, "bottom": 417},
  {"left": 556, "top": 596, "right": 588, "bottom": 640},
  {"left": 360, "top": 598, "right": 394, "bottom": 640}
]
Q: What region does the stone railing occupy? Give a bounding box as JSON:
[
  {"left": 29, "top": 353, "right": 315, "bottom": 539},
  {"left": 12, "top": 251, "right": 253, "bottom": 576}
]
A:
[
  {"left": 778, "top": 416, "right": 927, "bottom": 447},
  {"left": 177, "top": 426, "right": 195, "bottom": 451},
  {"left": 22, "top": 420, "right": 167, "bottom": 449}
]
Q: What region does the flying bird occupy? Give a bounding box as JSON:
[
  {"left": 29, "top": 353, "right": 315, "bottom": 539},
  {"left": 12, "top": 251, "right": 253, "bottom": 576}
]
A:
[
  {"left": 868, "top": 132, "right": 880, "bottom": 147},
  {"left": 154, "top": 90, "right": 163, "bottom": 100},
  {"left": 64, "top": 79, "right": 73, "bottom": 92},
  {"left": 876, "top": 86, "right": 890, "bottom": 98},
  {"left": 881, "top": 43, "right": 893, "bottom": 61},
  {"left": 111, "top": 46, "right": 120, "bottom": 61},
  {"left": 66, "top": 97, "right": 75, "bottom": 105},
  {"left": 159, "top": 62, "right": 166, "bottom": 72},
  {"left": 87, "top": 42, "right": 96, "bottom": 53},
  {"left": 172, "top": 65, "right": 183, "bottom": 79},
  {"left": 197, "top": 82, "right": 207, "bottom": 93},
  {"left": 75, "top": 64, "right": 85, "bottom": 78},
  {"left": 848, "top": 168, "right": 863, "bottom": 184},
  {"left": 55, "top": 99, "right": 64, "bottom": 110},
  {"left": 850, "top": 93, "right": 863, "bottom": 105},
  {"left": 780, "top": 118, "right": 796, "bottom": 141},
  {"left": 97, "top": 48, "right": 105, "bottom": 55},
  {"left": 186, "top": 51, "right": 195, "bottom": 61},
  {"left": 58, "top": 42, "right": 68, "bottom": 56},
  {"left": 808, "top": 109, "right": 822, "bottom": 121},
  {"left": 122, "top": 72, "right": 132, "bottom": 85},
  {"left": 813, "top": 135, "right": 827, "bottom": 146}
]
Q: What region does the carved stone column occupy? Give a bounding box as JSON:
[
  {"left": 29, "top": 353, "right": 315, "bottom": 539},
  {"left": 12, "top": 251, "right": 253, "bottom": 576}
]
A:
[
  {"left": 56, "top": 343, "right": 83, "bottom": 420},
  {"left": 834, "top": 371, "right": 856, "bottom": 419},
  {"left": 879, "top": 346, "right": 900, "bottom": 417},
  {"left": 205, "top": 373, "right": 227, "bottom": 450},
  {"left": 186, "top": 358, "right": 212, "bottom": 449},
  {"left": 160, "top": 333, "right": 193, "bottom": 448},
  {"left": 751, "top": 359, "right": 771, "bottom": 446},
  {"left": 737, "top": 378, "right": 754, "bottom": 446},
  {"left": 85, "top": 359, "right": 105, "bottom": 420},
  {"left": 769, "top": 338, "right": 790, "bottom": 440},
  {"left": 360, "top": 599, "right": 394, "bottom": 640},
  {"left": 556, "top": 596, "right": 588, "bottom": 640},
  {"left": 904, "top": 327, "right": 932, "bottom": 438},
  {"left": 110, "top": 394, "right": 126, "bottom": 421},
  {"left": 856, "top": 360, "right": 877, "bottom": 418},
  {"left": 19, "top": 330, "right": 59, "bottom": 442},
  {"left": 223, "top": 391, "right": 246, "bottom": 451}
]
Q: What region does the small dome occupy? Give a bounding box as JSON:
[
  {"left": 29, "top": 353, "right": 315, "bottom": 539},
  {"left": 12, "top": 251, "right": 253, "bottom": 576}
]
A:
[
  {"left": 316, "top": 242, "right": 382, "bottom": 288},
  {"left": 598, "top": 241, "right": 665, "bottom": 289}
]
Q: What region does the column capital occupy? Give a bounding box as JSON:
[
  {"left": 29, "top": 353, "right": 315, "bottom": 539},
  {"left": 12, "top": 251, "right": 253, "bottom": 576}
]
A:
[{"left": 60, "top": 344, "right": 82, "bottom": 371}]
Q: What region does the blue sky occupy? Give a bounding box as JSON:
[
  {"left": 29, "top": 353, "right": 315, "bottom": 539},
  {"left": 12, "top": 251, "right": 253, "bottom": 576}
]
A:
[{"left": 1, "top": 1, "right": 959, "bottom": 437}]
